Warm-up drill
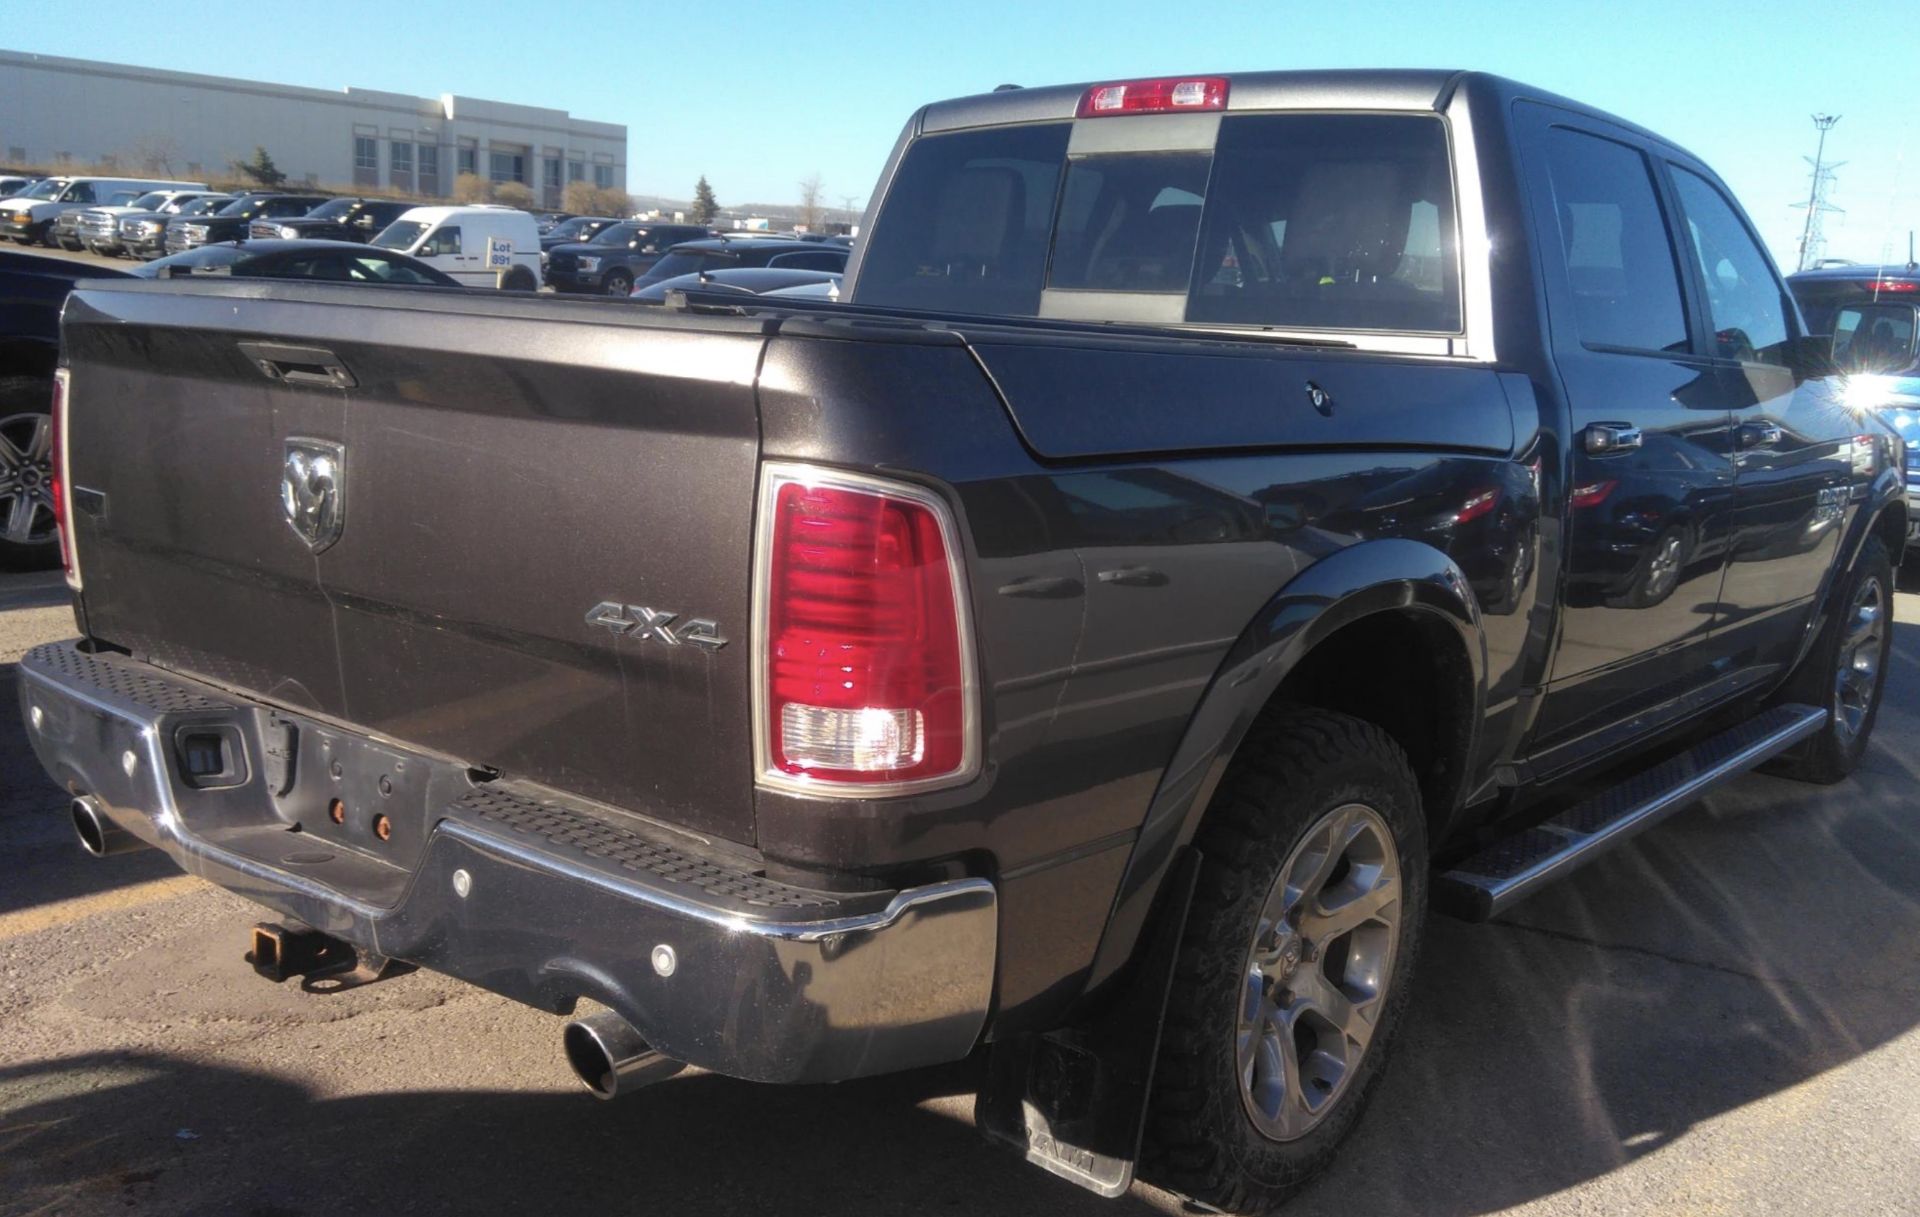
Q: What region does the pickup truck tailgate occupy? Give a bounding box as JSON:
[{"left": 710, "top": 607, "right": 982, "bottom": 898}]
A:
[{"left": 61, "top": 282, "right": 767, "bottom": 843}]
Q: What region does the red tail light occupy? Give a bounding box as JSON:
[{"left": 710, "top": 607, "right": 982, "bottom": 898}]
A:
[
  {"left": 1571, "top": 479, "right": 1617, "bottom": 509},
  {"left": 1872, "top": 280, "right": 1918, "bottom": 294},
  {"left": 50, "top": 368, "right": 78, "bottom": 590},
  {"left": 1453, "top": 488, "right": 1502, "bottom": 524},
  {"left": 1077, "top": 76, "right": 1229, "bottom": 118},
  {"left": 754, "top": 464, "right": 977, "bottom": 793}
]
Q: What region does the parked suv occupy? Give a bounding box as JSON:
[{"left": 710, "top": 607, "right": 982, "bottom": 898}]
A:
[
  {"left": 543, "top": 221, "right": 711, "bottom": 294},
  {"left": 1789, "top": 263, "right": 1920, "bottom": 550},
  {"left": 252, "top": 198, "right": 413, "bottom": 244},
  {"left": 0, "top": 175, "right": 207, "bottom": 246},
  {"left": 164, "top": 193, "right": 329, "bottom": 254},
  {"left": 538, "top": 215, "right": 621, "bottom": 253},
  {"left": 626, "top": 235, "right": 847, "bottom": 295}
]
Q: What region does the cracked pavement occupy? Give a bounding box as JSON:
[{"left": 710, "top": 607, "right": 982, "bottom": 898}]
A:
[{"left": 2, "top": 572, "right": 1918, "bottom": 1215}]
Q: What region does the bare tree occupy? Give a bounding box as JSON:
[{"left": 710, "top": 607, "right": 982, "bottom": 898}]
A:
[
  {"left": 127, "top": 133, "right": 181, "bottom": 176},
  {"left": 797, "top": 173, "right": 824, "bottom": 232}
]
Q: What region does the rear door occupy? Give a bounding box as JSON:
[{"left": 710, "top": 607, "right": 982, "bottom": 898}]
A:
[
  {"left": 1515, "top": 105, "right": 1741, "bottom": 758},
  {"left": 62, "top": 284, "right": 768, "bottom": 842},
  {"left": 1664, "top": 163, "right": 1858, "bottom": 677}
]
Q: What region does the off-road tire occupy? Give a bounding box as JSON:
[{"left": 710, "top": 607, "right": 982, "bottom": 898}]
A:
[
  {"left": 1770, "top": 536, "right": 1894, "bottom": 784},
  {"left": 1140, "top": 708, "right": 1428, "bottom": 1213}
]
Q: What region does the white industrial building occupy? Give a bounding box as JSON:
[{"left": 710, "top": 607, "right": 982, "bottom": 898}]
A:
[{"left": 0, "top": 49, "right": 627, "bottom": 207}]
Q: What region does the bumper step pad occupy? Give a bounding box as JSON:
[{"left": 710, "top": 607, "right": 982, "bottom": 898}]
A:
[{"left": 1434, "top": 703, "right": 1826, "bottom": 921}]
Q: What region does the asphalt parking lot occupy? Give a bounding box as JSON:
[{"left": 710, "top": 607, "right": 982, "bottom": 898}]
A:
[{"left": 2, "top": 567, "right": 1918, "bottom": 1216}]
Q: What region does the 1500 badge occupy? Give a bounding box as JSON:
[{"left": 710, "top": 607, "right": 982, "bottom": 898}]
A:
[{"left": 585, "top": 602, "right": 728, "bottom": 650}]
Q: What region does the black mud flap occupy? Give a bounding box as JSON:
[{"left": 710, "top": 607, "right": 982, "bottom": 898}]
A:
[{"left": 975, "top": 849, "right": 1200, "bottom": 1198}]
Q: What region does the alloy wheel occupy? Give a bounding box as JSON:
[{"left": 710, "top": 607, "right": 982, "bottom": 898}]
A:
[
  {"left": 0, "top": 412, "right": 56, "bottom": 546},
  {"left": 1237, "top": 802, "right": 1402, "bottom": 1142},
  {"left": 1833, "top": 573, "right": 1888, "bottom": 747}
]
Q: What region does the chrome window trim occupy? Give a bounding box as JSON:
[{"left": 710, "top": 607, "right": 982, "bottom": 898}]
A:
[
  {"left": 750, "top": 461, "right": 983, "bottom": 799},
  {"left": 1445, "top": 90, "right": 1497, "bottom": 362}
]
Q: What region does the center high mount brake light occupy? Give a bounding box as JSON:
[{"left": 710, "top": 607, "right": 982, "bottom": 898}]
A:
[{"left": 1077, "top": 77, "right": 1230, "bottom": 118}]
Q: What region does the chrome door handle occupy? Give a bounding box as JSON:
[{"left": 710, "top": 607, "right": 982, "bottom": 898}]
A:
[
  {"left": 1584, "top": 423, "right": 1643, "bottom": 455},
  {"left": 1738, "top": 421, "right": 1784, "bottom": 449}
]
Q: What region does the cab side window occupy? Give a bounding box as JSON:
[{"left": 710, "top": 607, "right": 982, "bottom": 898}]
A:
[
  {"left": 420, "top": 226, "right": 462, "bottom": 257},
  {"left": 1538, "top": 128, "right": 1690, "bottom": 355},
  {"left": 66, "top": 183, "right": 97, "bottom": 204},
  {"left": 1669, "top": 168, "right": 1792, "bottom": 365}
]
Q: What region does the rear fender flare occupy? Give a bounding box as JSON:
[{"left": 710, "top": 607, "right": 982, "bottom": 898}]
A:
[{"left": 1082, "top": 539, "right": 1488, "bottom": 991}]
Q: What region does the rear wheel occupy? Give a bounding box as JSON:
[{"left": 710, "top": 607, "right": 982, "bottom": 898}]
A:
[
  {"left": 502, "top": 265, "right": 538, "bottom": 292},
  {"left": 1770, "top": 536, "right": 1893, "bottom": 783},
  {"left": 1142, "top": 708, "right": 1426, "bottom": 1214},
  {"left": 603, "top": 268, "right": 634, "bottom": 296},
  {"left": 0, "top": 378, "right": 60, "bottom": 571}
]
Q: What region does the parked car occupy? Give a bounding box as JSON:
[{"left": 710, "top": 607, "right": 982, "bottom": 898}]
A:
[
  {"left": 1788, "top": 263, "right": 1920, "bottom": 553},
  {"left": 629, "top": 266, "right": 842, "bottom": 303},
  {"left": 534, "top": 211, "right": 573, "bottom": 234},
  {"left": 0, "top": 248, "right": 135, "bottom": 567},
  {"left": 0, "top": 175, "right": 207, "bottom": 246},
  {"left": 76, "top": 189, "right": 226, "bottom": 256},
  {"left": 0, "top": 175, "right": 41, "bottom": 198},
  {"left": 251, "top": 198, "right": 414, "bottom": 245},
  {"left": 543, "top": 221, "right": 711, "bottom": 295},
  {"left": 25, "top": 71, "right": 1904, "bottom": 1216},
  {"left": 120, "top": 195, "right": 231, "bottom": 260},
  {"left": 135, "top": 239, "right": 460, "bottom": 286},
  {"left": 625, "top": 235, "right": 847, "bottom": 295},
  {"left": 369, "top": 204, "right": 541, "bottom": 289},
  {"left": 164, "top": 193, "right": 330, "bottom": 255},
  {"left": 539, "top": 215, "right": 621, "bottom": 253}
]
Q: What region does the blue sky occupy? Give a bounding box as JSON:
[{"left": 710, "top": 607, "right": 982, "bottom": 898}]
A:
[{"left": 14, "top": 0, "right": 1917, "bottom": 266}]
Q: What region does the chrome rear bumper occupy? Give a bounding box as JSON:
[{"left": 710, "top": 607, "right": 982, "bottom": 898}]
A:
[{"left": 18, "top": 641, "right": 998, "bottom": 1083}]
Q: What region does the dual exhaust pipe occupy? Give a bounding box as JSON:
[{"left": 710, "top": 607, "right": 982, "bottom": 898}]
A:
[
  {"left": 562, "top": 1010, "right": 685, "bottom": 1099},
  {"left": 72, "top": 792, "right": 679, "bottom": 1100}
]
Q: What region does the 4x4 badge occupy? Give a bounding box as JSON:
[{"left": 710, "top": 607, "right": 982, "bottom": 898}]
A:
[{"left": 585, "top": 601, "right": 728, "bottom": 650}]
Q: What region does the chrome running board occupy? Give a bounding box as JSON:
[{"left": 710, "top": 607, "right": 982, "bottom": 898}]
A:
[{"left": 1435, "top": 703, "right": 1827, "bottom": 921}]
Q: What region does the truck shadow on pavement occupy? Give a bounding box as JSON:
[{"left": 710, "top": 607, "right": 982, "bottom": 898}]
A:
[{"left": 4, "top": 623, "right": 1919, "bottom": 1216}]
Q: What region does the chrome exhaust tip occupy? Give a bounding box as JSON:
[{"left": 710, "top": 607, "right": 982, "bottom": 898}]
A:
[
  {"left": 563, "top": 1010, "right": 684, "bottom": 1099},
  {"left": 72, "top": 795, "right": 144, "bottom": 858}
]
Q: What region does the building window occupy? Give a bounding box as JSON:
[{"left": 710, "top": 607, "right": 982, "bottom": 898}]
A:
[
  {"left": 418, "top": 144, "right": 440, "bottom": 196},
  {"left": 354, "top": 136, "right": 379, "bottom": 188},
  {"left": 390, "top": 139, "right": 413, "bottom": 192},
  {"left": 489, "top": 149, "right": 527, "bottom": 184},
  {"left": 567, "top": 160, "right": 585, "bottom": 182},
  {"left": 458, "top": 141, "right": 478, "bottom": 178},
  {"left": 594, "top": 164, "right": 614, "bottom": 189}
]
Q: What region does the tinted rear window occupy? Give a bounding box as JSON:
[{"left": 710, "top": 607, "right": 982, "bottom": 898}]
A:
[
  {"left": 855, "top": 122, "right": 1071, "bottom": 317},
  {"left": 855, "top": 113, "right": 1461, "bottom": 333}
]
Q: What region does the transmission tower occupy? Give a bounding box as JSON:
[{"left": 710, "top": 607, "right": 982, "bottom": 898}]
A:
[{"left": 1793, "top": 114, "right": 1844, "bottom": 271}]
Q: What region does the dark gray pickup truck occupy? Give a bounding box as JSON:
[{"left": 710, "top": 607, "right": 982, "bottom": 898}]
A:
[{"left": 20, "top": 70, "right": 1903, "bottom": 1212}]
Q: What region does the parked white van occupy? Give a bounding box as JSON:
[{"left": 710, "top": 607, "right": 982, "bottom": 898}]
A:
[
  {"left": 0, "top": 176, "right": 208, "bottom": 246},
  {"left": 369, "top": 205, "right": 541, "bottom": 290}
]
